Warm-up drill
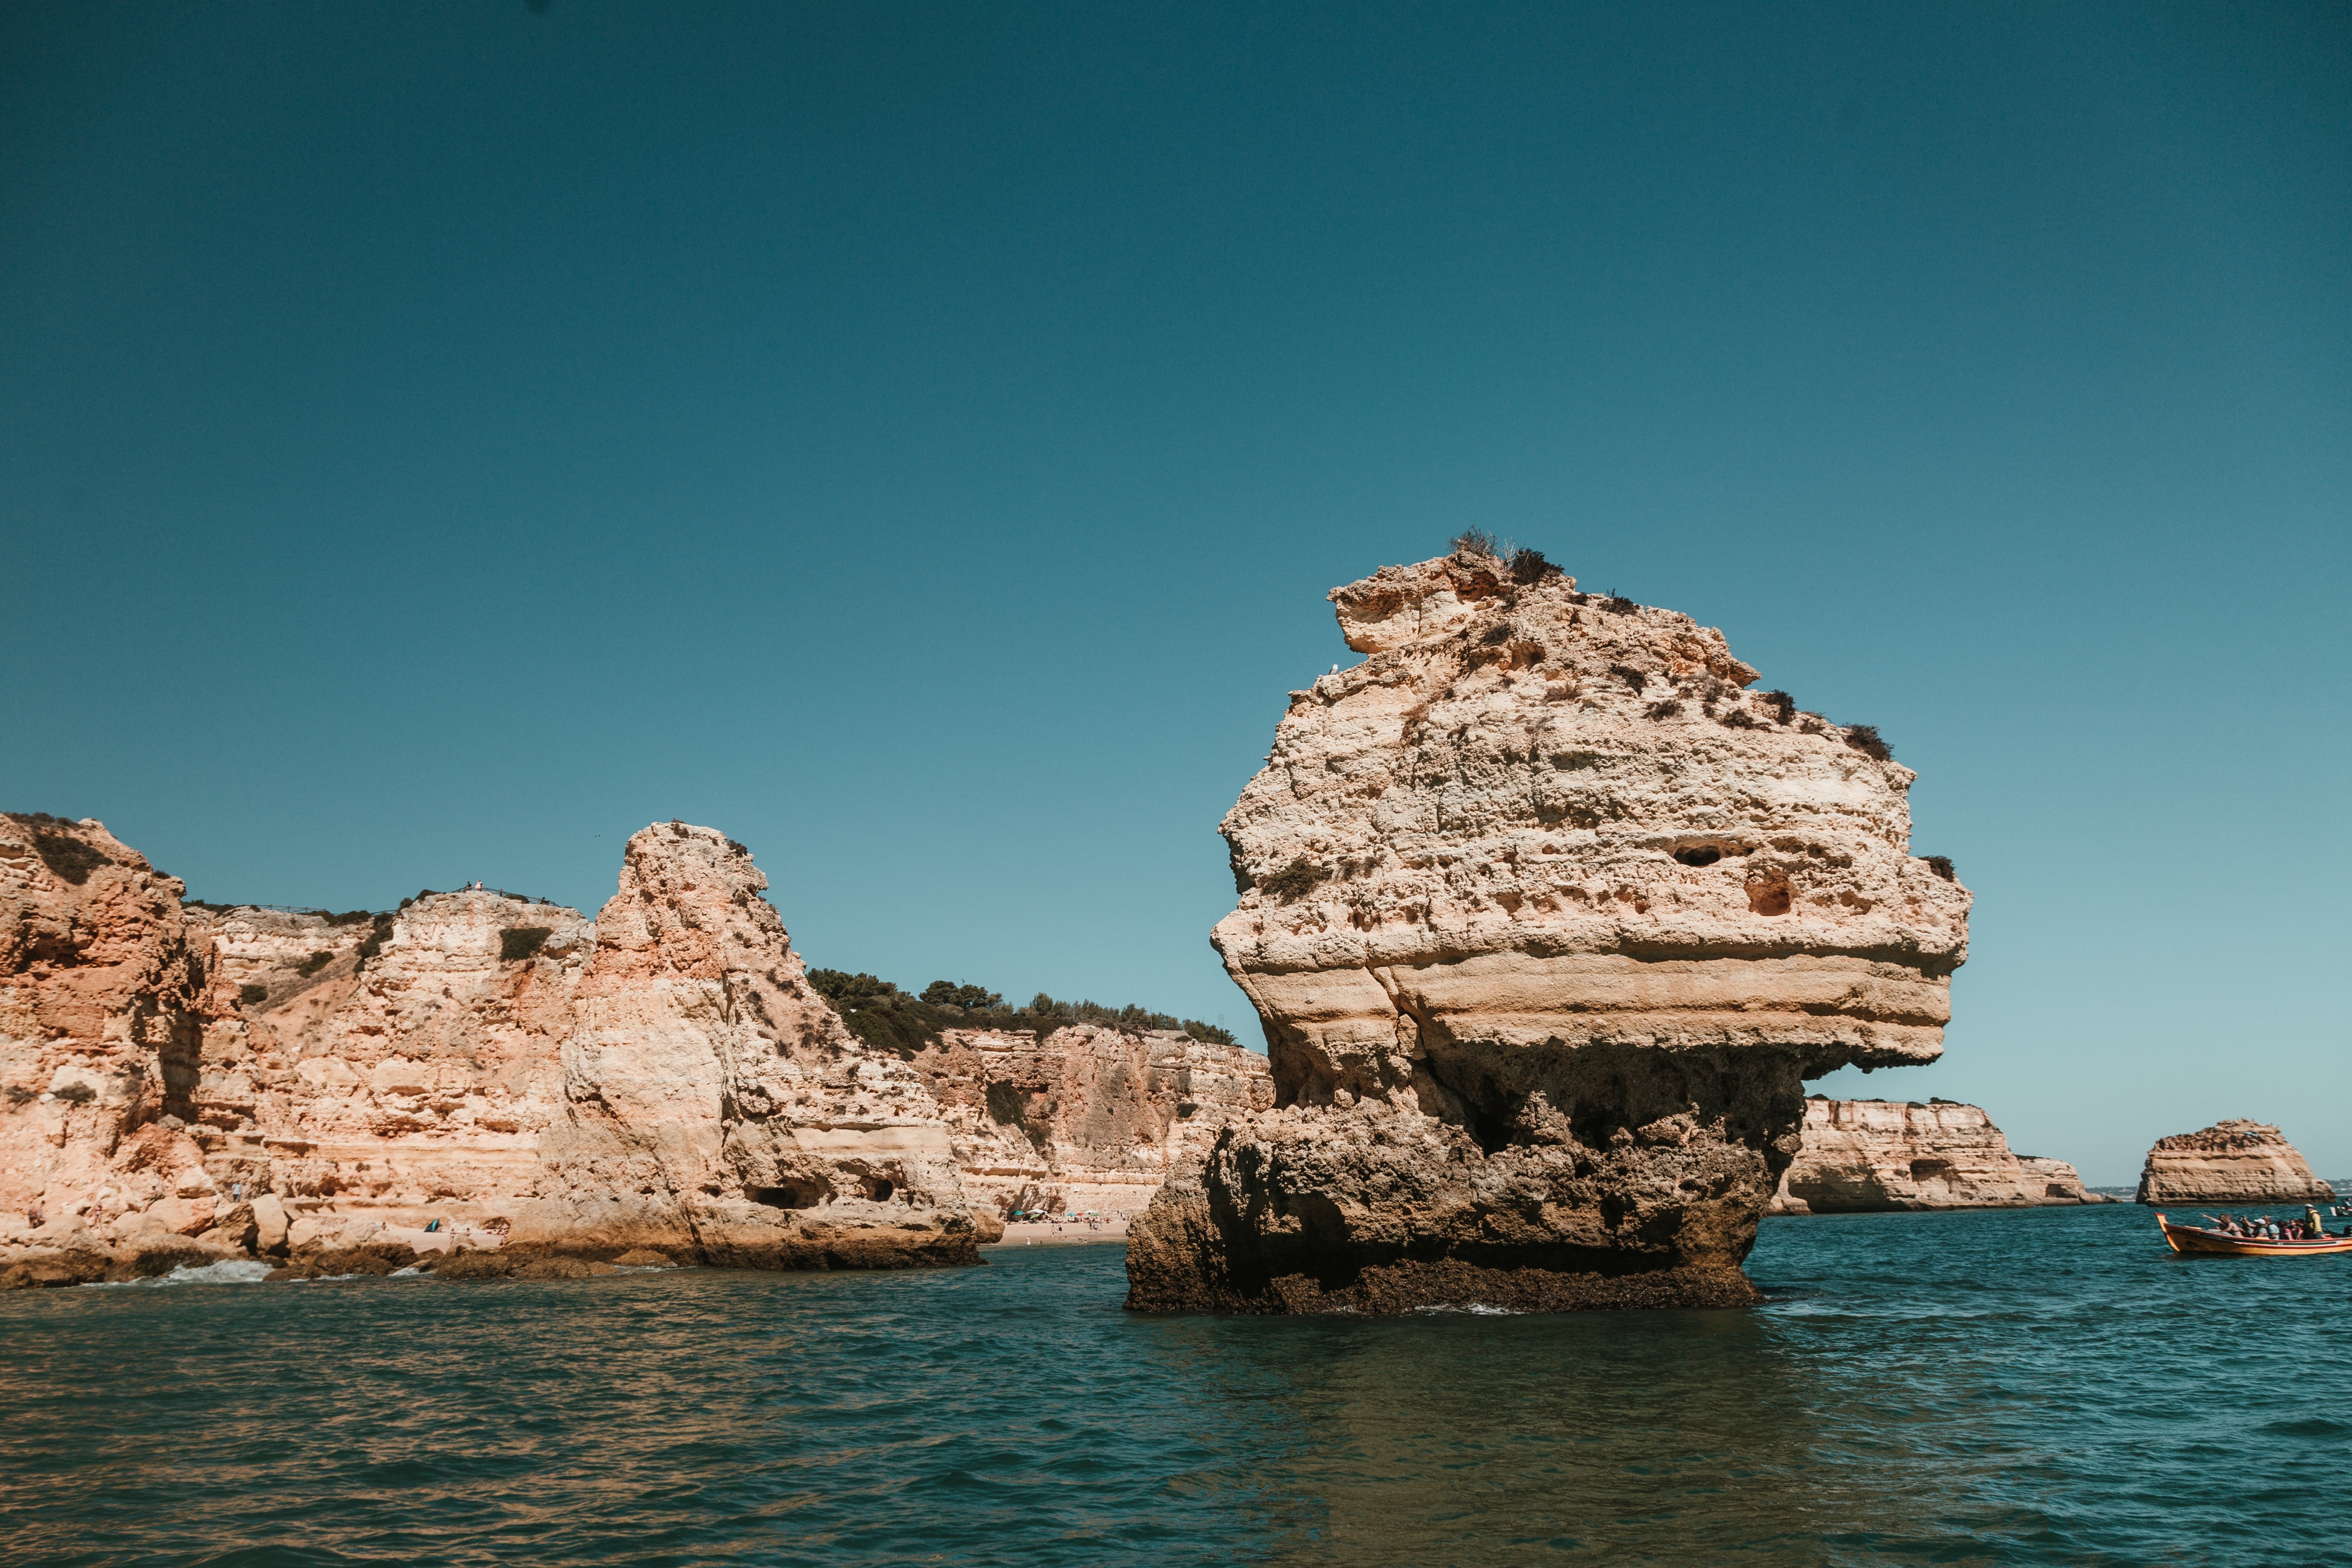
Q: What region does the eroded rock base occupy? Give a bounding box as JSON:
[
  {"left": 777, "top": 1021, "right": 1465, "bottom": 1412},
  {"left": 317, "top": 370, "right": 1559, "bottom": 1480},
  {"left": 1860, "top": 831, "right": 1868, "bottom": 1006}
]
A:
[
  {"left": 1126, "top": 1192, "right": 1760, "bottom": 1313},
  {"left": 1126, "top": 1043, "right": 1807, "bottom": 1314}
]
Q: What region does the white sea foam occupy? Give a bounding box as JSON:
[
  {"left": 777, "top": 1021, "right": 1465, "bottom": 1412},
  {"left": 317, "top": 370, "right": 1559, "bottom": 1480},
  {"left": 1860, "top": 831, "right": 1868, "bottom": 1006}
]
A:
[
  {"left": 95, "top": 1259, "right": 273, "bottom": 1288},
  {"left": 1411, "top": 1302, "right": 1518, "bottom": 1316}
]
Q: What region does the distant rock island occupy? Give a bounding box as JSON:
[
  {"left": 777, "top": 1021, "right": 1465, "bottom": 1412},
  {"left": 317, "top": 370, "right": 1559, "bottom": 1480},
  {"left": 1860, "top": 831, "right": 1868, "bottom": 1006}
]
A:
[
  {"left": 0, "top": 812, "right": 1257, "bottom": 1285},
  {"left": 2136, "top": 1120, "right": 2333, "bottom": 1205},
  {"left": 1125, "top": 542, "right": 1972, "bottom": 1314},
  {"left": 1769, "top": 1097, "right": 2104, "bottom": 1213}
]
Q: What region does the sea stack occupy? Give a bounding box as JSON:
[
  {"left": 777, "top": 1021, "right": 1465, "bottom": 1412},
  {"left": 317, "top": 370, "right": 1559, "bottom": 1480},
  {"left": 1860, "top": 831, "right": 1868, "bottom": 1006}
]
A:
[
  {"left": 1769, "top": 1097, "right": 2101, "bottom": 1213},
  {"left": 2135, "top": 1121, "right": 2333, "bottom": 1205},
  {"left": 0, "top": 814, "right": 982, "bottom": 1277},
  {"left": 1124, "top": 545, "right": 1971, "bottom": 1313}
]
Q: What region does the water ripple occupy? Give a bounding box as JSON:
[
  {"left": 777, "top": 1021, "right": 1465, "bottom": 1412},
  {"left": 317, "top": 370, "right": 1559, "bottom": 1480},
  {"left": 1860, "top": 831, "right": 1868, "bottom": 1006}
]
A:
[{"left": 1, "top": 1205, "right": 2345, "bottom": 1564}]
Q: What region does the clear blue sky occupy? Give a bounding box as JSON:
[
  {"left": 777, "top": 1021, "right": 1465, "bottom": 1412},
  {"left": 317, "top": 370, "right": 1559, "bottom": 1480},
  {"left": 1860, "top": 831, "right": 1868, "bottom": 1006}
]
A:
[{"left": 3, "top": 3, "right": 2344, "bottom": 1185}]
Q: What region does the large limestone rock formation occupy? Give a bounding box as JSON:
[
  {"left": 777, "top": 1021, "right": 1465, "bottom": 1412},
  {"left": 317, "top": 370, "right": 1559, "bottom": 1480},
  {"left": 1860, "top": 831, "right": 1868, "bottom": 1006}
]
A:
[
  {"left": 0, "top": 815, "right": 210, "bottom": 1271},
  {"left": 1126, "top": 547, "right": 1971, "bottom": 1313},
  {"left": 2135, "top": 1121, "right": 2333, "bottom": 1205},
  {"left": 0, "top": 814, "right": 981, "bottom": 1277},
  {"left": 1768, "top": 1097, "right": 2102, "bottom": 1213},
  {"left": 906, "top": 1025, "right": 1271, "bottom": 1221}
]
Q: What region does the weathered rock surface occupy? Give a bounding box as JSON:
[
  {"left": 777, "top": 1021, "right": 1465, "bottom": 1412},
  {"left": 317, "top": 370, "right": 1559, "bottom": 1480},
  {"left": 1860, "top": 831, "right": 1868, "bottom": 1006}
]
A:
[
  {"left": 2135, "top": 1121, "right": 2333, "bottom": 1205},
  {"left": 1768, "top": 1097, "right": 2104, "bottom": 1213},
  {"left": 1126, "top": 548, "right": 1971, "bottom": 1314},
  {"left": 906, "top": 1025, "right": 1271, "bottom": 1219},
  {"left": 0, "top": 814, "right": 982, "bottom": 1278}
]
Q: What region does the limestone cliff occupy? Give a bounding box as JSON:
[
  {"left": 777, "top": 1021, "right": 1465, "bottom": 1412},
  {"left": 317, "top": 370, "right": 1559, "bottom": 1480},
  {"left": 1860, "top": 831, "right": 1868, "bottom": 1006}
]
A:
[
  {"left": 1768, "top": 1097, "right": 2102, "bottom": 1213},
  {"left": 1126, "top": 547, "right": 1971, "bottom": 1313},
  {"left": 0, "top": 815, "right": 208, "bottom": 1262},
  {"left": 0, "top": 815, "right": 980, "bottom": 1276},
  {"left": 906, "top": 1025, "right": 1271, "bottom": 1220},
  {"left": 2135, "top": 1121, "right": 2333, "bottom": 1205}
]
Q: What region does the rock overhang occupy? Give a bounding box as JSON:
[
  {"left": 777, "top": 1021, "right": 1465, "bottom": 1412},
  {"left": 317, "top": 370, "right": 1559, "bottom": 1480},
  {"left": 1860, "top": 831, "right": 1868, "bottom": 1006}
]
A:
[{"left": 1127, "top": 547, "right": 1974, "bottom": 1314}]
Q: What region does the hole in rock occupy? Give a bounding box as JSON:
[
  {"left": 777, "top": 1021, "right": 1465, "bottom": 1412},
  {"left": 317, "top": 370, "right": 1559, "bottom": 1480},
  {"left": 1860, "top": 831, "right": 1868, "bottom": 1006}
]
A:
[
  {"left": 860, "top": 1177, "right": 896, "bottom": 1202},
  {"left": 1468, "top": 1100, "right": 1519, "bottom": 1157},
  {"left": 750, "top": 1181, "right": 826, "bottom": 1210},
  {"left": 1673, "top": 847, "right": 1722, "bottom": 868}
]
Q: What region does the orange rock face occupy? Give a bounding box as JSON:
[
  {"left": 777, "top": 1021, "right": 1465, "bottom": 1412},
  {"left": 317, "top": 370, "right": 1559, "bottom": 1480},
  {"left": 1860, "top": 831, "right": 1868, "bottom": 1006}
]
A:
[
  {"left": 0, "top": 814, "right": 980, "bottom": 1272},
  {"left": 0, "top": 816, "right": 207, "bottom": 1253},
  {"left": 1769, "top": 1098, "right": 2104, "bottom": 1213}
]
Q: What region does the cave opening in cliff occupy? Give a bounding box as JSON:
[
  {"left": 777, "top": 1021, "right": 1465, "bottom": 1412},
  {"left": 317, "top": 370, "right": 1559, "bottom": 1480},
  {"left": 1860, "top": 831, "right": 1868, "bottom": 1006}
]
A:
[
  {"left": 750, "top": 1180, "right": 826, "bottom": 1209},
  {"left": 1673, "top": 846, "right": 1723, "bottom": 867}
]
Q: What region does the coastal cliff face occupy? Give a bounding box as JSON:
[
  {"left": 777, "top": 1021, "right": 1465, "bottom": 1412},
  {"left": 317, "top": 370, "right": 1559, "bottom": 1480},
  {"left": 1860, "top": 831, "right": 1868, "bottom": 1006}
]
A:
[
  {"left": 2136, "top": 1121, "right": 2333, "bottom": 1205},
  {"left": 0, "top": 816, "right": 207, "bottom": 1255},
  {"left": 0, "top": 815, "right": 980, "bottom": 1276},
  {"left": 906, "top": 1025, "right": 1271, "bottom": 1221},
  {"left": 1768, "top": 1098, "right": 2101, "bottom": 1213},
  {"left": 1125, "top": 549, "right": 1971, "bottom": 1314}
]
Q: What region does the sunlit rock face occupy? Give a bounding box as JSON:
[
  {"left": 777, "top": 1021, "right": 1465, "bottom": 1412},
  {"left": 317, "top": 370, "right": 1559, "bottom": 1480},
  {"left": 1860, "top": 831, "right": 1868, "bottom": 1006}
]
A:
[
  {"left": 0, "top": 815, "right": 206, "bottom": 1248},
  {"left": 1769, "top": 1097, "right": 2101, "bottom": 1213},
  {"left": 1125, "top": 548, "right": 1971, "bottom": 1314},
  {"left": 2135, "top": 1120, "right": 2333, "bottom": 1205},
  {"left": 0, "top": 816, "right": 979, "bottom": 1272},
  {"left": 906, "top": 1024, "right": 1272, "bottom": 1221},
  {"left": 542, "top": 822, "right": 977, "bottom": 1267}
]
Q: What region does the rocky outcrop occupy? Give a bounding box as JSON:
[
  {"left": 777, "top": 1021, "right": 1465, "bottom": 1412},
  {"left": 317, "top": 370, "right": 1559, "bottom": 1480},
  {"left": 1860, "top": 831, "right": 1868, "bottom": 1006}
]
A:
[
  {"left": 1125, "top": 547, "right": 1971, "bottom": 1314},
  {"left": 0, "top": 814, "right": 982, "bottom": 1278},
  {"left": 2135, "top": 1121, "right": 2333, "bottom": 1205},
  {"left": 906, "top": 1025, "right": 1271, "bottom": 1220},
  {"left": 1768, "top": 1097, "right": 2104, "bottom": 1213}
]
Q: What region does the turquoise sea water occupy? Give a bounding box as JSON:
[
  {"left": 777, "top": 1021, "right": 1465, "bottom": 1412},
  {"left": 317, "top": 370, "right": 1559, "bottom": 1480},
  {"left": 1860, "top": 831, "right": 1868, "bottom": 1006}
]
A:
[{"left": 3, "top": 1202, "right": 2347, "bottom": 1567}]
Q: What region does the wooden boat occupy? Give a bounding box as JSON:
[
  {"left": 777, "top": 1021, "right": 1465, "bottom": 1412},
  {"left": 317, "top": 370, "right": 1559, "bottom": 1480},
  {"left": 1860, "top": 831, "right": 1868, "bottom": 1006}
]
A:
[{"left": 2157, "top": 1213, "right": 2352, "bottom": 1256}]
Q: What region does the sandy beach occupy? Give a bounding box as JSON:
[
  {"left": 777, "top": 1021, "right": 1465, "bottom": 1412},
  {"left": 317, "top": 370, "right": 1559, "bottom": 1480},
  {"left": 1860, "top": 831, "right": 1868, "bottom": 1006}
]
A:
[{"left": 987, "top": 1218, "right": 1129, "bottom": 1247}]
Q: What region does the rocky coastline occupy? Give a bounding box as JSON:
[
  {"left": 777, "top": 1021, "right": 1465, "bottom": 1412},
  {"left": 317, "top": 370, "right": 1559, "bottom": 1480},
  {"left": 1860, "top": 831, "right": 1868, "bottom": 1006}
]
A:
[
  {"left": 1125, "top": 545, "right": 1972, "bottom": 1314},
  {"left": 2, "top": 814, "right": 991, "bottom": 1285},
  {"left": 1769, "top": 1097, "right": 2104, "bottom": 1214},
  {"left": 906, "top": 1024, "right": 1270, "bottom": 1232},
  {"left": 1, "top": 811, "right": 1289, "bottom": 1289}
]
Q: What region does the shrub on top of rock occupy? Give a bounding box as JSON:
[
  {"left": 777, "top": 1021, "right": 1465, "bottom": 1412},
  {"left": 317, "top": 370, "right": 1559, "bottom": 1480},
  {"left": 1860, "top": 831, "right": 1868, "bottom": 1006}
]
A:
[{"left": 1842, "top": 724, "right": 1894, "bottom": 761}]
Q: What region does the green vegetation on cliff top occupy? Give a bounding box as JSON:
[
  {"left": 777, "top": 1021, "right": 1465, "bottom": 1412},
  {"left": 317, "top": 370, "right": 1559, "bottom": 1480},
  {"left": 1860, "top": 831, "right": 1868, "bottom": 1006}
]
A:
[{"left": 806, "top": 970, "right": 1238, "bottom": 1056}]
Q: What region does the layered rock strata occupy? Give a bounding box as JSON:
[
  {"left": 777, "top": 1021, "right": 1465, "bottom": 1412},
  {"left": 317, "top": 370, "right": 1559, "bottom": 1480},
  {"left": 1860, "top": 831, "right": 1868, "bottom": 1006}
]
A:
[
  {"left": 2135, "top": 1121, "right": 2333, "bottom": 1205},
  {"left": 1767, "top": 1097, "right": 2102, "bottom": 1213},
  {"left": 0, "top": 814, "right": 982, "bottom": 1279},
  {"left": 1126, "top": 548, "right": 1971, "bottom": 1314},
  {"left": 906, "top": 1025, "right": 1271, "bottom": 1222}
]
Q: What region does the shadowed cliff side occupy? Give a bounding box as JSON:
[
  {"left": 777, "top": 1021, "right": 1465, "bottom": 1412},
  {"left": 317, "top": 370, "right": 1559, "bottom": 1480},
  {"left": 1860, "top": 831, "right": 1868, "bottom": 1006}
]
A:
[{"left": 1126, "top": 545, "right": 1971, "bottom": 1314}]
